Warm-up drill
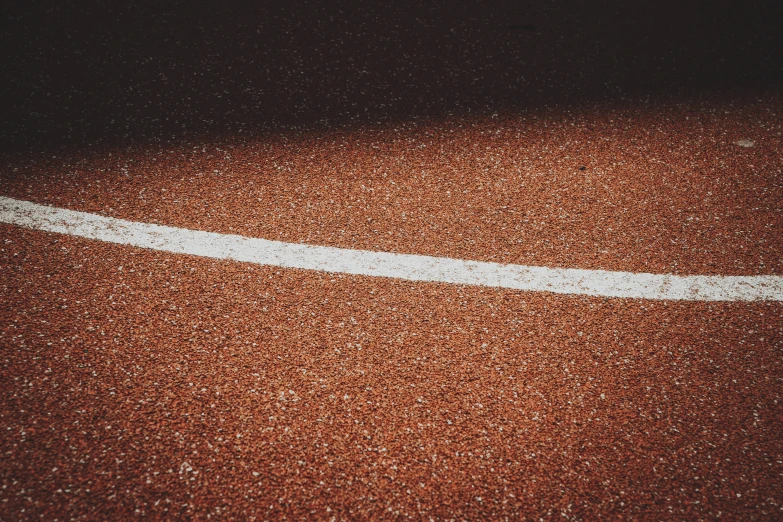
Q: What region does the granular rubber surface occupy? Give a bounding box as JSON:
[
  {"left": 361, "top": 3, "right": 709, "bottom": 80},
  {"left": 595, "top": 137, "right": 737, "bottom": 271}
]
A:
[
  {"left": 2, "top": 0, "right": 783, "bottom": 520},
  {"left": 2, "top": 98, "right": 783, "bottom": 277},
  {"left": 2, "top": 226, "right": 782, "bottom": 519}
]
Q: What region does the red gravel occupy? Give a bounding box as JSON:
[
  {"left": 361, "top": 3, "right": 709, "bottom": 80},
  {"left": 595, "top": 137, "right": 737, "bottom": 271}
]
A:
[
  {"left": 2, "top": 225, "right": 782, "bottom": 520},
  {"left": 2, "top": 94, "right": 782, "bottom": 277}
]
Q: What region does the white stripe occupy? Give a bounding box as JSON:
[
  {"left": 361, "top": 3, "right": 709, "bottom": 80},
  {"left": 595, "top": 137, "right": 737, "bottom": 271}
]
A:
[{"left": 1, "top": 196, "right": 781, "bottom": 301}]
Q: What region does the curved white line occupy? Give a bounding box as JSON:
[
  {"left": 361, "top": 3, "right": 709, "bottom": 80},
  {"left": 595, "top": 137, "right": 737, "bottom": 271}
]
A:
[{"left": 1, "top": 196, "right": 781, "bottom": 301}]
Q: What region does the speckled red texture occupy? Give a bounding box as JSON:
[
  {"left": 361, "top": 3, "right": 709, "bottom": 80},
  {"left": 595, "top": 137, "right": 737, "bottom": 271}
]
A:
[
  {"left": 2, "top": 225, "right": 781, "bottom": 520},
  {"left": 3, "top": 0, "right": 783, "bottom": 519},
  {"left": 2, "top": 96, "right": 782, "bottom": 277}
]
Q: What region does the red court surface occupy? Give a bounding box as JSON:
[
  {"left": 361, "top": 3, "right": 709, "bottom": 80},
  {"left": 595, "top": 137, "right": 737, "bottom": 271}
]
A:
[
  {"left": 3, "top": 100, "right": 783, "bottom": 520},
  {"left": 2, "top": 1, "right": 783, "bottom": 520}
]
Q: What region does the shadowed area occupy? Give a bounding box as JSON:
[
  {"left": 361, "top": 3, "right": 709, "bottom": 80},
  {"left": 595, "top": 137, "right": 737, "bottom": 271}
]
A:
[{"left": 2, "top": 0, "right": 782, "bottom": 153}]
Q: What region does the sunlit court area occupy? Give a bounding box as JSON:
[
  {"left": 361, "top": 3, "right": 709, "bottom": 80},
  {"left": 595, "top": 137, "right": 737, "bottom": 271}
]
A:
[{"left": 1, "top": 1, "right": 782, "bottom": 519}]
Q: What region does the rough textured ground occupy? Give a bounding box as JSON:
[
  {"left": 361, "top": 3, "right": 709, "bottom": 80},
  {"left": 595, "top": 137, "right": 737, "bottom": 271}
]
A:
[
  {"left": 2, "top": 97, "right": 783, "bottom": 277},
  {"left": 2, "top": 225, "right": 782, "bottom": 520},
  {"left": 2, "top": 0, "right": 783, "bottom": 520}
]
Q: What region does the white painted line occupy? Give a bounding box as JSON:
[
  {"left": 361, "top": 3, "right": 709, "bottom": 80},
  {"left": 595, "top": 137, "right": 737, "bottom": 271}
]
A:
[{"left": 1, "top": 196, "right": 782, "bottom": 301}]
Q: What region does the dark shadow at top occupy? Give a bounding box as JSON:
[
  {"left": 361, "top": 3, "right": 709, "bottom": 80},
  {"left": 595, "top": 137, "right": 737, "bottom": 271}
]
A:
[{"left": 2, "top": 0, "right": 782, "bottom": 154}]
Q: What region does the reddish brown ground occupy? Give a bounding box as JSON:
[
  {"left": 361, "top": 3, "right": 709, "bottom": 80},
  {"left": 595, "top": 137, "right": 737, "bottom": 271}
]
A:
[
  {"left": 2, "top": 96, "right": 782, "bottom": 278},
  {"left": 1, "top": 225, "right": 782, "bottom": 520},
  {"left": 2, "top": 1, "right": 783, "bottom": 519}
]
